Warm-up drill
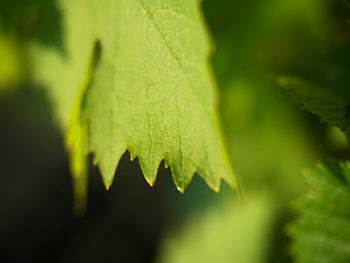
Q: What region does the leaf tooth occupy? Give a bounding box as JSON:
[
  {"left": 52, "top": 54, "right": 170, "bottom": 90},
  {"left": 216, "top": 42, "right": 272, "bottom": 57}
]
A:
[
  {"left": 196, "top": 167, "right": 221, "bottom": 193},
  {"left": 221, "top": 164, "right": 239, "bottom": 191},
  {"left": 98, "top": 146, "right": 127, "bottom": 190},
  {"left": 92, "top": 157, "right": 99, "bottom": 166},
  {"left": 129, "top": 150, "right": 137, "bottom": 161},
  {"left": 176, "top": 186, "right": 185, "bottom": 194},
  {"left": 170, "top": 157, "right": 196, "bottom": 193},
  {"left": 138, "top": 153, "right": 163, "bottom": 187}
]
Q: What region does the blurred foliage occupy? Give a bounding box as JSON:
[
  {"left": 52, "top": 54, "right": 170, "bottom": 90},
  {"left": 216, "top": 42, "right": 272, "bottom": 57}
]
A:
[
  {"left": 202, "top": 0, "right": 329, "bottom": 199},
  {"left": 0, "top": 31, "right": 23, "bottom": 90},
  {"left": 289, "top": 163, "right": 350, "bottom": 263},
  {"left": 0, "top": 0, "right": 64, "bottom": 49},
  {"left": 158, "top": 194, "right": 276, "bottom": 263},
  {"left": 1, "top": 0, "right": 350, "bottom": 263},
  {"left": 280, "top": 76, "right": 350, "bottom": 132}
]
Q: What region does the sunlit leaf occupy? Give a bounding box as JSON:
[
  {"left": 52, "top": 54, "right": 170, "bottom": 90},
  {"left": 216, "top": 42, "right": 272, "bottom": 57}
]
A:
[{"left": 30, "top": 0, "right": 237, "bottom": 197}]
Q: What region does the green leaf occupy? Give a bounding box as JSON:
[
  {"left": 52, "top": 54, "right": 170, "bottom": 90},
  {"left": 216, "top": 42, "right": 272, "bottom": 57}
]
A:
[
  {"left": 30, "top": 0, "right": 237, "bottom": 195},
  {"left": 278, "top": 76, "right": 350, "bottom": 131},
  {"left": 0, "top": 31, "right": 23, "bottom": 90},
  {"left": 289, "top": 162, "right": 350, "bottom": 263},
  {"left": 158, "top": 194, "right": 276, "bottom": 263}
]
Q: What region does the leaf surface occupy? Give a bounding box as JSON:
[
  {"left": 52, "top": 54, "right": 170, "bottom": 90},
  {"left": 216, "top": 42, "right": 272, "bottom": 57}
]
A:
[{"left": 30, "top": 0, "right": 237, "bottom": 194}]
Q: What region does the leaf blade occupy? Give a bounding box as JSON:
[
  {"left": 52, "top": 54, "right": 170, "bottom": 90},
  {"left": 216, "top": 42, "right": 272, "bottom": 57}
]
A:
[{"left": 31, "top": 0, "right": 237, "bottom": 193}]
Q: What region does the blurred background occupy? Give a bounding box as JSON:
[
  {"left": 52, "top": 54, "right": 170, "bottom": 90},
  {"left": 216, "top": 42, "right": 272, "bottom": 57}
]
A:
[{"left": 0, "top": 0, "right": 350, "bottom": 262}]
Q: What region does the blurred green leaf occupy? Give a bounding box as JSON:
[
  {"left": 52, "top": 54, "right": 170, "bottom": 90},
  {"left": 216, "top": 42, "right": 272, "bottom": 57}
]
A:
[
  {"left": 279, "top": 76, "right": 350, "bottom": 131},
  {"left": 0, "top": 31, "right": 23, "bottom": 90},
  {"left": 221, "top": 80, "right": 316, "bottom": 199},
  {"left": 289, "top": 162, "right": 350, "bottom": 263},
  {"left": 274, "top": 0, "right": 350, "bottom": 133},
  {"left": 202, "top": 0, "right": 324, "bottom": 200},
  {"left": 158, "top": 194, "right": 276, "bottom": 263}
]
